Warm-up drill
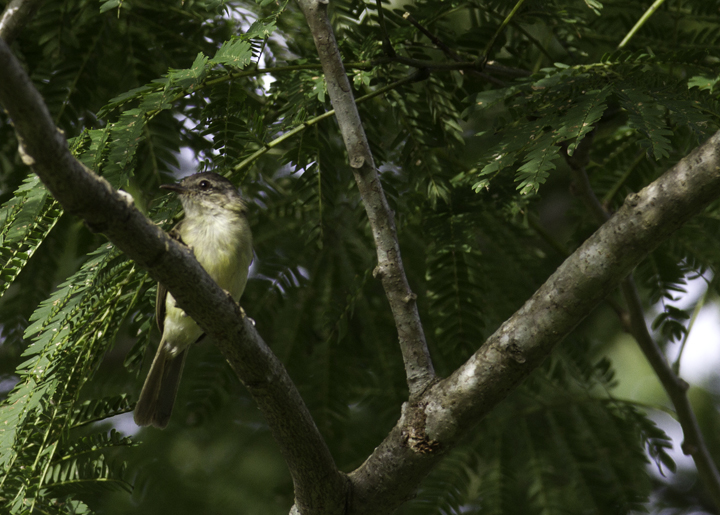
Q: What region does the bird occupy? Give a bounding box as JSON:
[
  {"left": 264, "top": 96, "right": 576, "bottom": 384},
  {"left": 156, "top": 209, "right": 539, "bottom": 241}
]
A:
[{"left": 133, "top": 172, "right": 253, "bottom": 429}]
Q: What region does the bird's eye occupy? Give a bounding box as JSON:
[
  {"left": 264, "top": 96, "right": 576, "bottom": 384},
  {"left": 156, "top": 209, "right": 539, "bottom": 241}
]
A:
[{"left": 199, "top": 180, "right": 210, "bottom": 190}]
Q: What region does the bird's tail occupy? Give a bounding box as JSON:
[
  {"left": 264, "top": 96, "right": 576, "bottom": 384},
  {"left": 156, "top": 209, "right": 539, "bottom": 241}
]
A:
[{"left": 133, "top": 341, "right": 188, "bottom": 429}]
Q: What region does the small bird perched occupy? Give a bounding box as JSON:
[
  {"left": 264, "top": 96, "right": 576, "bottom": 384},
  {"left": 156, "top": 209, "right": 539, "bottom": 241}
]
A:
[{"left": 134, "top": 172, "right": 253, "bottom": 429}]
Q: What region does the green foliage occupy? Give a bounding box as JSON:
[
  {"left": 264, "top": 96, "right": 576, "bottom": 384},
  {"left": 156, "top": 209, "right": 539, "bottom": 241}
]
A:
[
  {"left": 0, "top": 242, "right": 147, "bottom": 512},
  {"left": 467, "top": 52, "right": 718, "bottom": 194},
  {"left": 2, "top": 0, "right": 720, "bottom": 513},
  {"left": 0, "top": 175, "right": 62, "bottom": 300}
]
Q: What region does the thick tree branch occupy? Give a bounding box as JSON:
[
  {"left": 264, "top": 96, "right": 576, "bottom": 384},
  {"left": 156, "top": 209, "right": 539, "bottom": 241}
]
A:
[
  {"left": 346, "top": 132, "right": 720, "bottom": 514},
  {"left": 565, "top": 139, "right": 720, "bottom": 510},
  {"left": 0, "top": 38, "right": 347, "bottom": 515},
  {"left": 0, "top": 0, "right": 42, "bottom": 44},
  {"left": 297, "top": 0, "right": 436, "bottom": 397}
]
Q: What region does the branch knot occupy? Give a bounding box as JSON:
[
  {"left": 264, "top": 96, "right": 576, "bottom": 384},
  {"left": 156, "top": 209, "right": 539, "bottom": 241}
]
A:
[
  {"left": 498, "top": 339, "right": 526, "bottom": 364},
  {"left": 403, "top": 292, "right": 417, "bottom": 304},
  {"left": 402, "top": 401, "right": 441, "bottom": 455}
]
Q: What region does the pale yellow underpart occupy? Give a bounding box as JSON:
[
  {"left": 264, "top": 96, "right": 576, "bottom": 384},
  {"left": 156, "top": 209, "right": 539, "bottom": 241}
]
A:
[{"left": 162, "top": 198, "right": 253, "bottom": 357}]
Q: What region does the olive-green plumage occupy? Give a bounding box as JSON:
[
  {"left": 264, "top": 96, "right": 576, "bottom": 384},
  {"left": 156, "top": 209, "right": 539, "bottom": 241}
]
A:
[{"left": 134, "top": 172, "right": 253, "bottom": 429}]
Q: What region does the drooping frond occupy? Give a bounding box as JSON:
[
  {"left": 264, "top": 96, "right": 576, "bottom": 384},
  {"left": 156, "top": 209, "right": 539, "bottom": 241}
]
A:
[
  {"left": 0, "top": 243, "right": 150, "bottom": 512},
  {"left": 0, "top": 176, "right": 62, "bottom": 300}
]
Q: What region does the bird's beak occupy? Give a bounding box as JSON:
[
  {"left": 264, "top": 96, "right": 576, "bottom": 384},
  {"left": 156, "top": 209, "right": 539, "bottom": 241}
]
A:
[{"left": 160, "top": 183, "right": 187, "bottom": 193}]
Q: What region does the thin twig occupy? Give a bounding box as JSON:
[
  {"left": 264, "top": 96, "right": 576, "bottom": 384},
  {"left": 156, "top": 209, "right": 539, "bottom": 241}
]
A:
[
  {"left": 483, "top": 6, "right": 554, "bottom": 64},
  {"left": 128, "top": 57, "right": 514, "bottom": 122},
  {"left": 233, "top": 71, "right": 421, "bottom": 173},
  {"left": 403, "top": 12, "right": 460, "bottom": 61},
  {"left": 401, "top": 11, "right": 504, "bottom": 85},
  {"left": 601, "top": 151, "right": 645, "bottom": 207},
  {"left": 375, "top": 0, "right": 396, "bottom": 57},
  {"left": 484, "top": 60, "right": 531, "bottom": 77},
  {"left": 618, "top": 0, "right": 666, "bottom": 49},
  {"left": 621, "top": 279, "right": 720, "bottom": 509},
  {"left": 376, "top": 55, "right": 504, "bottom": 84},
  {"left": 483, "top": 0, "right": 528, "bottom": 57}
]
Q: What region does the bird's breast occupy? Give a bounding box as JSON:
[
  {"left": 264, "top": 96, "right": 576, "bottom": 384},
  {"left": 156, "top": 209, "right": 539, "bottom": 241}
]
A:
[{"left": 180, "top": 211, "right": 253, "bottom": 300}]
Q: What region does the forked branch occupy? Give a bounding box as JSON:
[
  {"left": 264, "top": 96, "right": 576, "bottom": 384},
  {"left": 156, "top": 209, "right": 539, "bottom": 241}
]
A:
[
  {"left": 565, "top": 138, "right": 720, "bottom": 511},
  {"left": 347, "top": 131, "right": 720, "bottom": 515}
]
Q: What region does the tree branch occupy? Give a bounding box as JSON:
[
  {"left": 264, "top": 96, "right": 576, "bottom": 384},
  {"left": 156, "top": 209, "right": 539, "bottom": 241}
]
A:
[
  {"left": 346, "top": 132, "right": 720, "bottom": 514},
  {"left": 565, "top": 138, "right": 720, "bottom": 510},
  {"left": 0, "top": 37, "right": 347, "bottom": 515},
  {"left": 400, "top": 12, "right": 504, "bottom": 86},
  {"left": 0, "top": 0, "right": 42, "bottom": 44},
  {"left": 297, "top": 0, "right": 436, "bottom": 397},
  {"left": 621, "top": 280, "right": 720, "bottom": 509}
]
